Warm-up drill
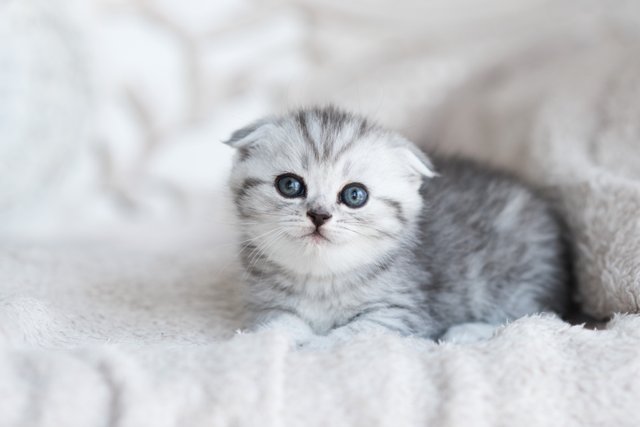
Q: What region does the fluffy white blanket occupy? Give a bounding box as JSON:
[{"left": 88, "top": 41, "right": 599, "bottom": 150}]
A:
[
  {"left": 1, "top": 0, "right": 640, "bottom": 425},
  {"left": 1, "top": 239, "right": 639, "bottom": 427}
]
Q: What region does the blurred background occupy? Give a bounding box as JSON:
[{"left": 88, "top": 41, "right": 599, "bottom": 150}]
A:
[{"left": 1, "top": 0, "right": 638, "bottom": 239}]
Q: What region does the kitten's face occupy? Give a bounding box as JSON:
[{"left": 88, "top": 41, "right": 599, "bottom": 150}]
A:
[{"left": 226, "top": 108, "right": 435, "bottom": 277}]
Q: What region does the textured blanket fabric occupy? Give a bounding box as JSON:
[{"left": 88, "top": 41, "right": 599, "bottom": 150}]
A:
[
  {"left": 2, "top": 0, "right": 640, "bottom": 425},
  {"left": 1, "top": 240, "right": 640, "bottom": 427}
]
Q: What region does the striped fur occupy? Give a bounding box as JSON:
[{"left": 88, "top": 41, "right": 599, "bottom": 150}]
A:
[{"left": 225, "top": 106, "right": 571, "bottom": 344}]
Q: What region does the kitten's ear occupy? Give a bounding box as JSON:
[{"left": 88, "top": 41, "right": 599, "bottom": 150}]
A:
[
  {"left": 223, "top": 118, "right": 274, "bottom": 148},
  {"left": 400, "top": 143, "right": 438, "bottom": 178}
]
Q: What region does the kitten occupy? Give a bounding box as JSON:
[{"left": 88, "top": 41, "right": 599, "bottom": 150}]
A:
[{"left": 225, "top": 106, "right": 571, "bottom": 345}]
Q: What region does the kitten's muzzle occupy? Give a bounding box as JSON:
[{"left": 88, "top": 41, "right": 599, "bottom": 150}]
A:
[{"left": 307, "top": 210, "right": 332, "bottom": 228}]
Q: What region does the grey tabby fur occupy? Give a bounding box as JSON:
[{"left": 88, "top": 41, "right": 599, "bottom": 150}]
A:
[{"left": 225, "top": 106, "right": 571, "bottom": 344}]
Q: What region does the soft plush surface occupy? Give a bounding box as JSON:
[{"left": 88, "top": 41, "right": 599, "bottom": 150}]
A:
[
  {"left": 1, "top": 238, "right": 640, "bottom": 427},
  {"left": 2, "top": 0, "right": 640, "bottom": 425}
]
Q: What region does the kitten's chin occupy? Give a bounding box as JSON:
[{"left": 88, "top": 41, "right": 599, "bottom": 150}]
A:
[{"left": 273, "top": 233, "right": 398, "bottom": 277}]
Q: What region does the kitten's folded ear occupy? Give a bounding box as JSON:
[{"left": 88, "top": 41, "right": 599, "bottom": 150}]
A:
[
  {"left": 223, "top": 118, "right": 274, "bottom": 148},
  {"left": 400, "top": 141, "right": 438, "bottom": 178}
]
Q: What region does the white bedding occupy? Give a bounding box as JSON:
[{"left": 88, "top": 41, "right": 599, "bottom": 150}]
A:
[
  {"left": 1, "top": 238, "right": 639, "bottom": 427},
  {"left": 1, "top": 0, "right": 640, "bottom": 425}
]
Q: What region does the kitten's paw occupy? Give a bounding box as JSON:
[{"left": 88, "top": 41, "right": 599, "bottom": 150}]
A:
[
  {"left": 250, "top": 317, "right": 316, "bottom": 347},
  {"left": 439, "top": 322, "right": 498, "bottom": 344},
  {"left": 297, "top": 335, "right": 337, "bottom": 351},
  {"left": 296, "top": 338, "right": 323, "bottom": 351}
]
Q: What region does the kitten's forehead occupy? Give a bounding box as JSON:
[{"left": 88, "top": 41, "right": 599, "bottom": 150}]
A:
[
  {"left": 269, "top": 122, "right": 396, "bottom": 187},
  {"left": 229, "top": 106, "right": 434, "bottom": 182},
  {"left": 273, "top": 107, "right": 370, "bottom": 166},
  {"left": 277, "top": 109, "right": 392, "bottom": 168}
]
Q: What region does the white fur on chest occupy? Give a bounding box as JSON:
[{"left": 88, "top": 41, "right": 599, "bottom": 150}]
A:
[
  {"left": 282, "top": 272, "right": 404, "bottom": 335},
  {"left": 288, "top": 277, "right": 360, "bottom": 334}
]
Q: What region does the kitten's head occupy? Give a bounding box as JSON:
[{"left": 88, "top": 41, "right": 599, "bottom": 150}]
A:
[{"left": 225, "top": 107, "right": 435, "bottom": 277}]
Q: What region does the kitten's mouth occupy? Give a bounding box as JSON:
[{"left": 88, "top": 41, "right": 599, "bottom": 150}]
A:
[{"left": 305, "top": 229, "right": 331, "bottom": 243}]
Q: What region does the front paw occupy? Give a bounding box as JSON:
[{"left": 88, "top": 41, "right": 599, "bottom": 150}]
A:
[
  {"left": 297, "top": 329, "right": 359, "bottom": 351},
  {"left": 439, "top": 322, "right": 498, "bottom": 344},
  {"left": 296, "top": 335, "right": 335, "bottom": 351},
  {"left": 247, "top": 319, "right": 316, "bottom": 348}
]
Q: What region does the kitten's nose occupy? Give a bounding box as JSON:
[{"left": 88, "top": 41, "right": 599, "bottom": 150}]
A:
[{"left": 307, "top": 210, "right": 332, "bottom": 228}]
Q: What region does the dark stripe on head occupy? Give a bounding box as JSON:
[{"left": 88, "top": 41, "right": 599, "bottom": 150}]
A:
[
  {"left": 296, "top": 111, "right": 321, "bottom": 161},
  {"left": 320, "top": 107, "right": 350, "bottom": 160},
  {"left": 318, "top": 107, "right": 331, "bottom": 128},
  {"left": 357, "top": 118, "right": 370, "bottom": 138},
  {"left": 379, "top": 197, "right": 407, "bottom": 225},
  {"left": 331, "top": 117, "right": 371, "bottom": 163},
  {"left": 317, "top": 107, "right": 344, "bottom": 160},
  {"left": 233, "top": 177, "right": 268, "bottom": 206},
  {"left": 238, "top": 146, "right": 252, "bottom": 162}
]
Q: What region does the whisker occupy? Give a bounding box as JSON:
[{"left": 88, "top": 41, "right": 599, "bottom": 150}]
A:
[{"left": 246, "top": 229, "right": 287, "bottom": 271}]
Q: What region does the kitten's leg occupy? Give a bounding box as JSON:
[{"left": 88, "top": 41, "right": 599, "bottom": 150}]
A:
[
  {"left": 249, "top": 311, "right": 316, "bottom": 345},
  {"left": 439, "top": 322, "right": 499, "bottom": 344},
  {"left": 303, "top": 309, "right": 423, "bottom": 350}
]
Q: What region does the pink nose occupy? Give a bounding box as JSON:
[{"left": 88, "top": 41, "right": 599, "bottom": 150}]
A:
[{"left": 307, "top": 210, "right": 332, "bottom": 228}]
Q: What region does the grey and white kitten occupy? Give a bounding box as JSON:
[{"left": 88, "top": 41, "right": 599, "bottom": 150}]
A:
[{"left": 225, "top": 107, "right": 570, "bottom": 345}]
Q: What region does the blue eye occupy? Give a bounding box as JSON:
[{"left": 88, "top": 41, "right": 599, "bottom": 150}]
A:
[
  {"left": 340, "top": 183, "right": 368, "bottom": 208},
  {"left": 275, "top": 174, "right": 305, "bottom": 198}
]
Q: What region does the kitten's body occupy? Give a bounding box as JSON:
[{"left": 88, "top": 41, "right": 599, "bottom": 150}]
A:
[
  {"left": 415, "top": 156, "right": 569, "bottom": 337},
  {"left": 226, "top": 107, "right": 570, "bottom": 343}
]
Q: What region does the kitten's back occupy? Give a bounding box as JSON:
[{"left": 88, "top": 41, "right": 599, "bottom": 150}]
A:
[{"left": 416, "top": 155, "right": 571, "bottom": 328}]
